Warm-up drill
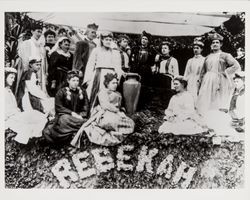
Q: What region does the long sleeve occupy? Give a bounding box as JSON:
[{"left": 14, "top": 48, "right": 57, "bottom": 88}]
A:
[
  {"left": 184, "top": 59, "right": 192, "bottom": 79},
  {"left": 5, "top": 89, "right": 20, "bottom": 120},
  {"left": 83, "top": 48, "right": 97, "bottom": 84},
  {"left": 72, "top": 41, "right": 89, "bottom": 71},
  {"left": 79, "top": 89, "right": 90, "bottom": 118},
  {"left": 25, "top": 73, "right": 47, "bottom": 99},
  {"left": 55, "top": 89, "right": 72, "bottom": 115},
  {"left": 98, "top": 90, "right": 119, "bottom": 113},
  {"left": 49, "top": 52, "right": 59, "bottom": 81},
  {"left": 169, "top": 58, "right": 179, "bottom": 77},
  {"left": 18, "top": 40, "right": 31, "bottom": 71},
  {"left": 198, "top": 58, "right": 207, "bottom": 90}
]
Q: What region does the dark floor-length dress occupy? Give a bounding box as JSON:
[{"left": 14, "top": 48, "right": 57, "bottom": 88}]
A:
[{"left": 43, "top": 86, "right": 89, "bottom": 143}]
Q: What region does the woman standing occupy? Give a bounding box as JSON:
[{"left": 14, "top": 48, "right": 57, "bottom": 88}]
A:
[
  {"left": 5, "top": 67, "right": 48, "bottom": 144},
  {"left": 196, "top": 33, "right": 240, "bottom": 115},
  {"left": 184, "top": 39, "right": 205, "bottom": 102},
  {"left": 158, "top": 76, "right": 206, "bottom": 135},
  {"left": 48, "top": 37, "right": 73, "bottom": 95},
  {"left": 82, "top": 73, "right": 134, "bottom": 146},
  {"left": 83, "top": 31, "right": 123, "bottom": 109},
  {"left": 43, "top": 71, "right": 89, "bottom": 144}
]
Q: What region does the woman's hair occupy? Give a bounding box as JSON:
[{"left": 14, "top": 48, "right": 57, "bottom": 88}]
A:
[
  {"left": 100, "top": 32, "right": 113, "bottom": 47},
  {"left": 44, "top": 29, "right": 56, "bottom": 38},
  {"left": 103, "top": 73, "right": 118, "bottom": 88},
  {"left": 58, "top": 38, "right": 71, "bottom": 48},
  {"left": 5, "top": 71, "right": 16, "bottom": 87},
  {"left": 160, "top": 41, "right": 171, "bottom": 51},
  {"left": 67, "top": 70, "right": 80, "bottom": 81},
  {"left": 173, "top": 76, "right": 188, "bottom": 89},
  {"left": 58, "top": 28, "right": 67, "bottom": 35},
  {"left": 233, "top": 72, "right": 245, "bottom": 81}
]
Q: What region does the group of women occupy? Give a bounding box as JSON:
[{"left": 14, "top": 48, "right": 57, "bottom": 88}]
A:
[
  {"left": 5, "top": 27, "right": 245, "bottom": 147},
  {"left": 159, "top": 33, "right": 244, "bottom": 137}
]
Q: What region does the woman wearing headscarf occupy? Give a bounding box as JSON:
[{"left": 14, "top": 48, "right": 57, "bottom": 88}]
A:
[
  {"left": 196, "top": 33, "right": 241, "bottom": 115},
  {"left": 83, "top": 31, "right": 123, "bottom": 110},
  {"left": 48, "top": 37, "right": 73, "bottom": 96}
]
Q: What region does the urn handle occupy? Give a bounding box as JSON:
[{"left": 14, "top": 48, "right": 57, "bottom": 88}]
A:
[{"left": 124, "top": 73, "right": 141, "bottom": 82}]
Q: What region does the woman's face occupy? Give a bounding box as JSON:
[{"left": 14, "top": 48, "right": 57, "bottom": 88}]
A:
[
  {"left": 6, "top": 73, "right": 16, "bottom": 87},
  {"left": 141, "top": 36, "right": 149, "bottom": 46},
  {"left": 32, "top": 29, "right": 42, "bottom": 40},
  {"left": 31, "top": 62, "right": 41, "bottom": 72},
  {"left": 107, "top": 78, "right": 118, "bottom": 91},
  {"left": 68, "top": 76, "right": 79, "bottom": 89},
  {"left": 211, "top": 40, "right": 222, "bottom": 51},
  {"left": 193, "top": 45, "right": 202, "bottom": 55},
  {"left": 234, "top": 78, "right": 244, "bottom": 90},
  {"left": 60, "top": 40, "right": 70, "bottom": 52},
  {"left": 102, "top": 37, "right": 113, "bottom": 48},
  {"left": 161, "top": 45, "right": 170, "bottom": 55},
  {"left": 120, "top": 38, "right": 128, "bottom": 49},
  {"left": 173, "top": 80, "right": 184, "bottom": 92}
]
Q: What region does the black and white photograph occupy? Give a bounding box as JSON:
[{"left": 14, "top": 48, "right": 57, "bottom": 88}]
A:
[{"left": 3, "top": 9, "right": 246, "bottom": 190}]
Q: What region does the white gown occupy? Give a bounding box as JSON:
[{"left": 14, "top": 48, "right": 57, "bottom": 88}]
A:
[
  {"left": 5, "top": 87, "right": 48, "bottom": 144},
  {"left": 158, "top": 91, "right": 205, "bottom": 135},
  {"left": 184, "top": 55, "right": 205, "bottom": 102}
]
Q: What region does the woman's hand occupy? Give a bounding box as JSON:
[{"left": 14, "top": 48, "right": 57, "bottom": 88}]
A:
[{"left": 71, "top": 112, "right": 83, "bottom": 120}]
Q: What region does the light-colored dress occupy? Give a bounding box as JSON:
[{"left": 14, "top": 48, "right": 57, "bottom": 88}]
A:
[
  {"left": 83, "top": 47, "right": 123, "bottom": 108},
  {"left": 5, "top": 87, "right": 47, "bottom": 144},
  {"left": 158, "top": 91, "right": 205, "bottom": 135},
  {"left": 196, "top": 51, "right": 240, "bottom": 115},
  {"left": 18, "top": 37, "right": 48, "bottom": 94},
  {"left": 22, "top": 71, "right": 54, "bottom": 114},
  {"left": 184, "top": 55, "right": 205, "bottom": 102},
  {"left": 83, "top": 89, "right": 134, "bottom": 146},
  {"left": 203, "top": 87, "right": 245, "bottom": 138}
]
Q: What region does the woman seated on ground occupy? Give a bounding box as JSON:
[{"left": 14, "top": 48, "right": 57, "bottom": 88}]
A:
[
  {"left": 17, "top": 57, "right": 54, "bottom": 115},
  {"left": 83, "top": 73, "right": 135, "bottom": 146},
  {"left": 203, "top": 71, "right": 245, "bottom": 136},
  {"left": 158, "top": 76, "right": 207, "bottom": 135},
  {"left": 5, "top": 67, "right": 48, "bottom": 145},
  {"left": 43, "top": 70, "right": 90, "bottom": 144}
]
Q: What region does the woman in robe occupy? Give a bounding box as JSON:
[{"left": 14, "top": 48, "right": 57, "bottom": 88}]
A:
[
  {"left": 48, "top": 37, "right": 73, "bottom": 95},
  {"left": 203, "top": 71, "right": 245, "bottom": 137},
  {"left": 16, "top": 57, "right": 54, "bottom": 114},
  {"left": 43, "top": 70, "right": 89, "bottom": 144},
  {"left": 5, "top": 67, "right": 48, "bottom": 144},
  {"left": 158, "top": 76, "right": 207, "bottom": 135},
  {"left": 83, "top": 31, "right": 123, "bottom": 109},
  {"left": 184, "top": 39, "right": 205, "bottom": 102},
  {"left": 82, "top": 73, "right": 134, "bottom": 146},
  {"left": 196, "top": 33, "right": 240, "bottom": 115}
]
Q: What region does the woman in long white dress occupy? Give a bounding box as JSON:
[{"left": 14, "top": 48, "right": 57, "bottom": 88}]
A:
[
  {"left": 184, "top": 39, "right": 205, "bottom": 102},
  {"left": 83, "top": 31, "right": 123, "bottom": 109},
  {"left": 158, "top": 76, "right": 206, "bottom": 135},
  {"left": 196, "top": 33, "right": 240, "bottom": 115},
  {"left": 5, "top": 67, "right": 48, "bottom": 144}
]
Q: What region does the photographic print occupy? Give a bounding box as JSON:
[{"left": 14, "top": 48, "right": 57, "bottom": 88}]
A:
[{"left": 4, "top": 11, "right": 245, "bottom": 189}]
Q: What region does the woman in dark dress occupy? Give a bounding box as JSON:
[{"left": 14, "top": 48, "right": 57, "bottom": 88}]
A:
[
  {"left": 48, "top": 37, "right": 73, "bottom": 96},
  {"left": 43, "top": 70, "right": 90, "bottom": 144}
]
